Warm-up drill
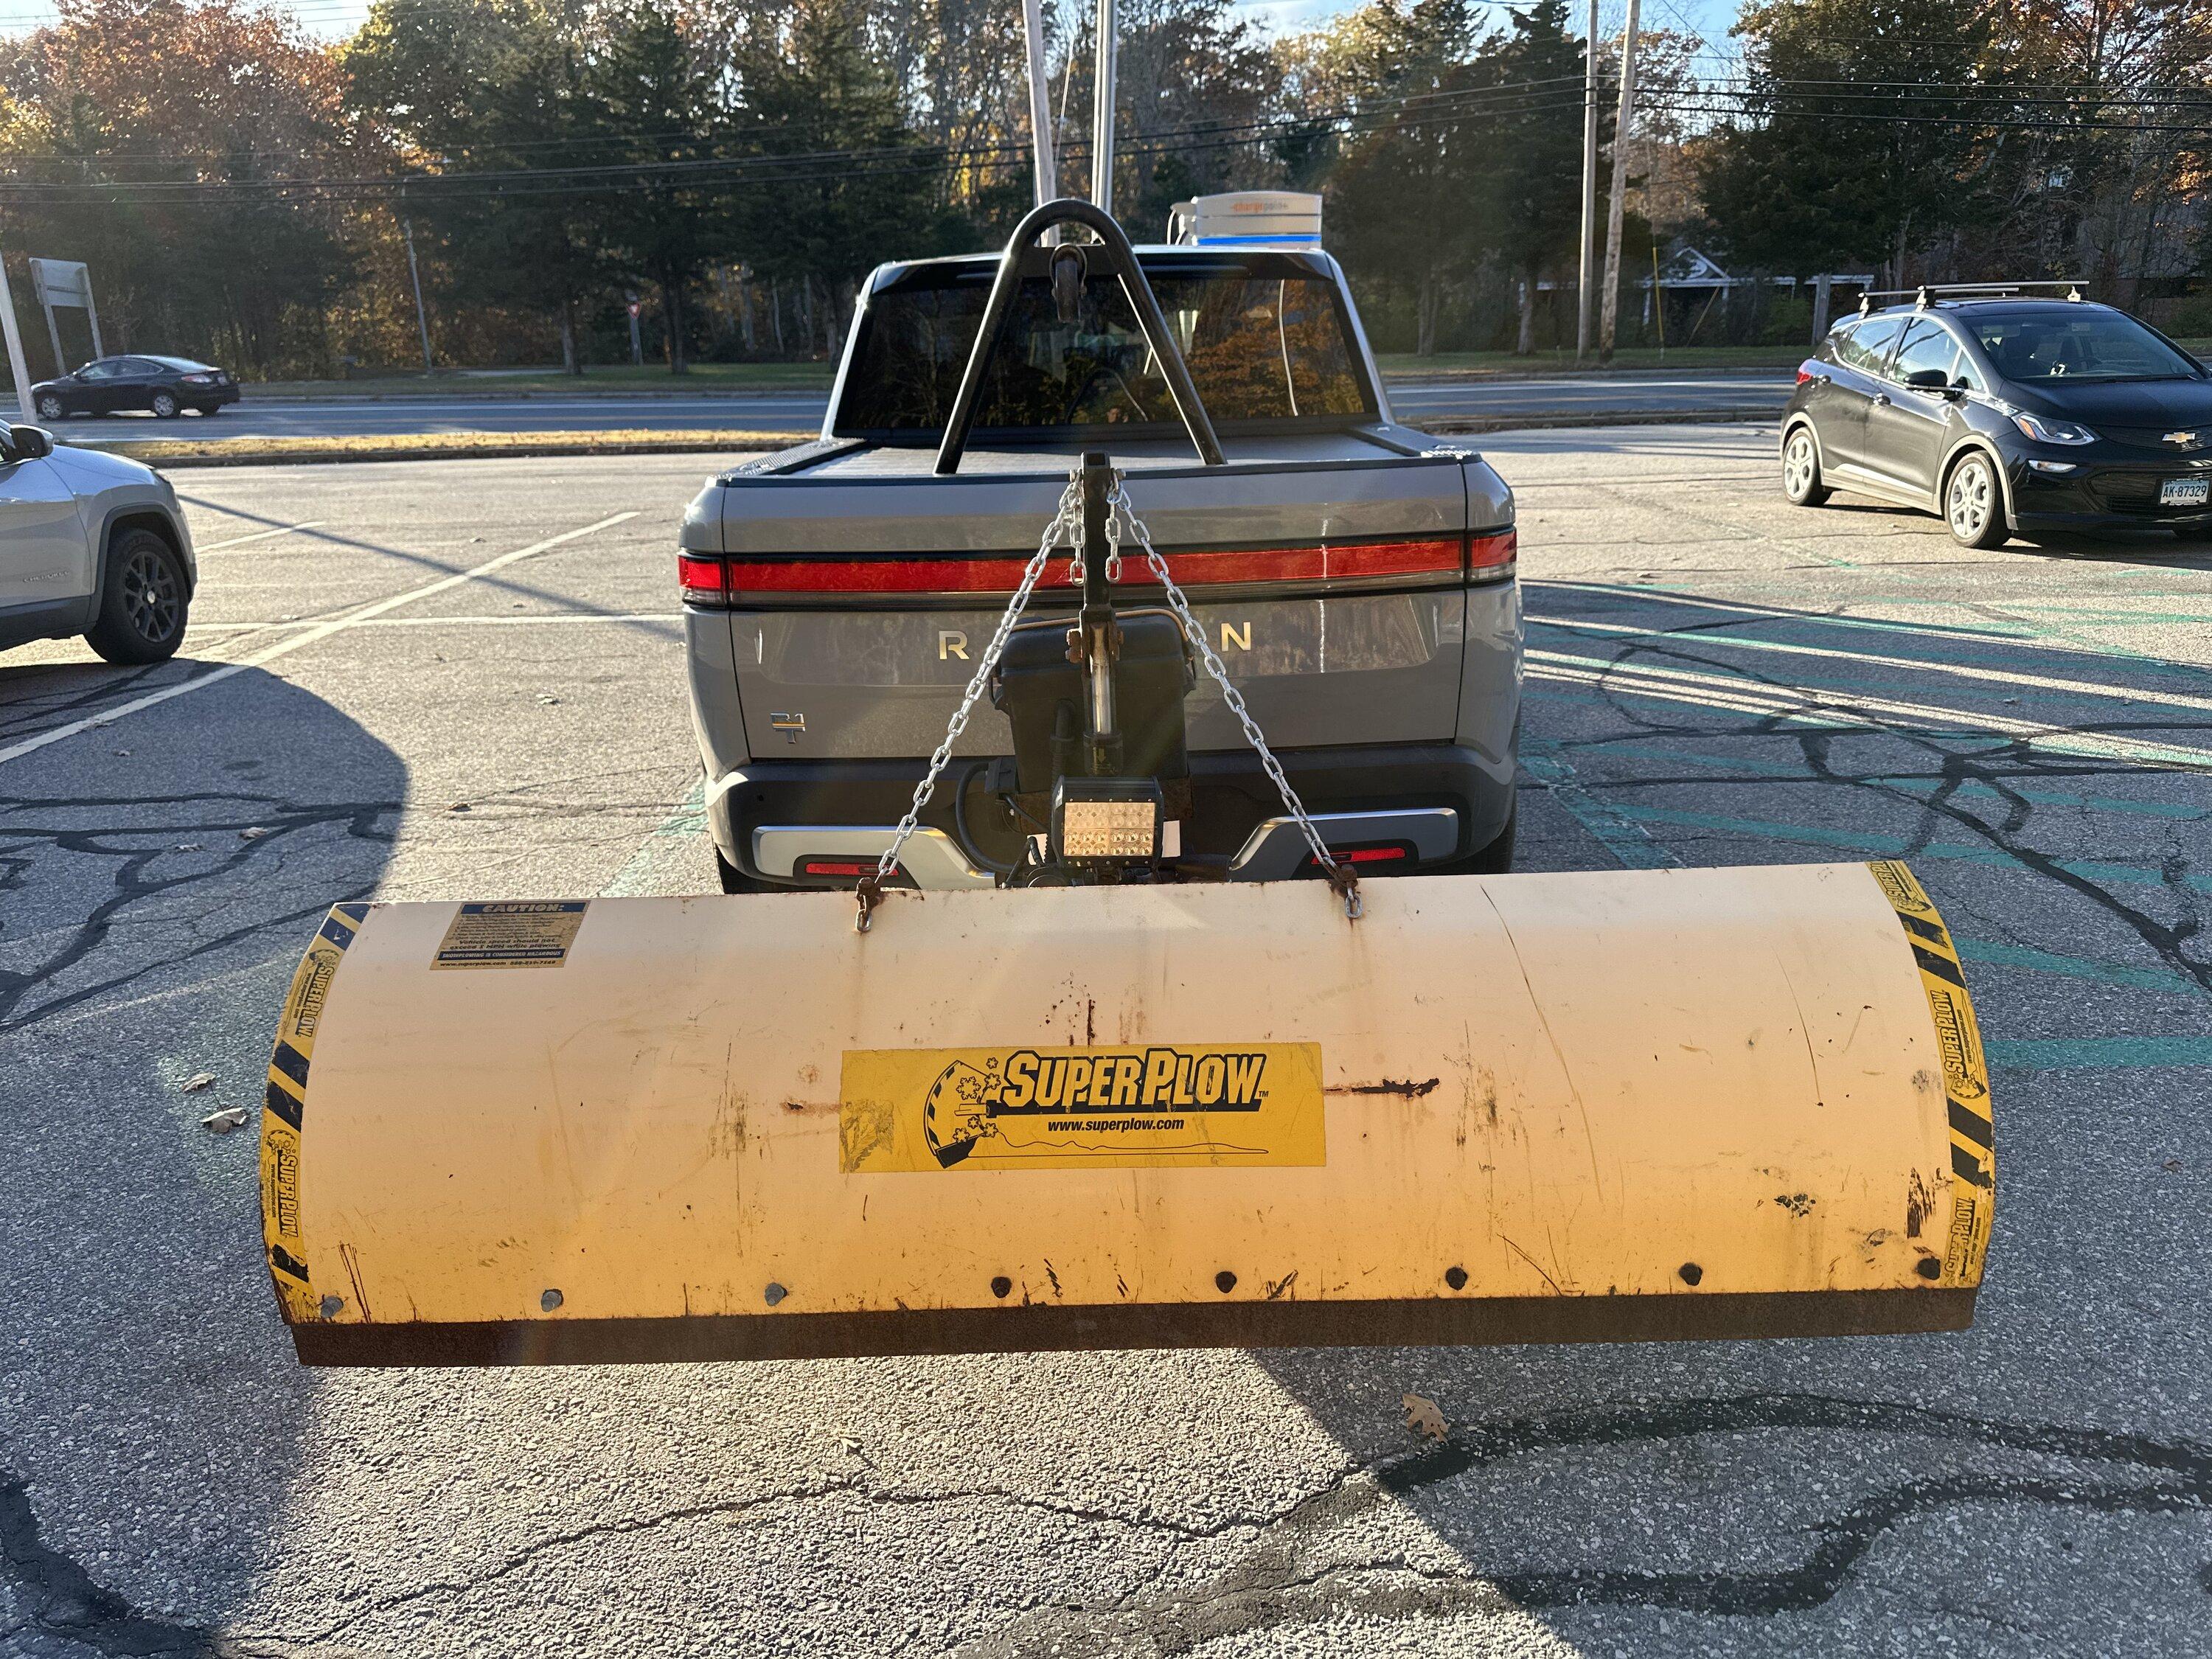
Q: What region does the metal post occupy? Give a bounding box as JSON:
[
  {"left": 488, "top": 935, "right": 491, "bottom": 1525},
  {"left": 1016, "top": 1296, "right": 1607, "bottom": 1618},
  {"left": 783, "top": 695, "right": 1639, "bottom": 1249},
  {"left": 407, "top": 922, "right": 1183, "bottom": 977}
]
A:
[
  {"left": 1812, "top": 272, "right": 1832, "bottom": 344},
  {"left": 0, "top": 252, "right": 37, "bottom": 422},
  {"left": 401, "top": 214, "right": 434, "bottom": 373},
  {"left": 627, "top": 295, "right": 644, "bottom": 365},
  {"left": 1091, "top": 0, "right": 1116, "bottom": 213},
  {"left": 1576, "top": 0, "right": 1599, "bottom": 362},
  {"left": 1078, "top": 451, "right": 1119, "bottom": 775},
  {"left": 82, "top": 278, "right": 102, "bottom": 358},
  {"left": 39, "top": 291, "right": 62, "bottom": 377},
  {"left": 1021, "top": 0, "right": 1057, "bottom": 209},
  {"left": 1598, "top": 0, "right": 1639, "bottom": 363}
]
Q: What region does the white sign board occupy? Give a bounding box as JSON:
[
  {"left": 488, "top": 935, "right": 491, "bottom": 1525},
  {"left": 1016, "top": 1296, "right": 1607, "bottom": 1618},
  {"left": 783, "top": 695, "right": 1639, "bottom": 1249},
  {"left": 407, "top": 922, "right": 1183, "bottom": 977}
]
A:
[{"left": 29, "top": 258, "right": 91, "bottom": 308}]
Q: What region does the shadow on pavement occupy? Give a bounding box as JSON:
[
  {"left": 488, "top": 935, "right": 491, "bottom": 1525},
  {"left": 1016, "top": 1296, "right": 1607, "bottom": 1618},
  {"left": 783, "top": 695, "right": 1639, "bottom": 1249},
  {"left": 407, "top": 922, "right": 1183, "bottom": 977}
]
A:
[
  {"left": 1217, "top": 579, "right": 2212, "bottom": 1653},
  {"left": 0, "top": 664, "right": 404, "bottom": 1655}
]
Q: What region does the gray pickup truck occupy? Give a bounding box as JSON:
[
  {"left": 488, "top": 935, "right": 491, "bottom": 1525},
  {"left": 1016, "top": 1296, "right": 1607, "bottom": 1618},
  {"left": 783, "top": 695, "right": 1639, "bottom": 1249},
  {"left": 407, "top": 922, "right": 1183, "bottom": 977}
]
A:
[{"left": 678, "top": 232, "right": 1519, "bottom": 891}]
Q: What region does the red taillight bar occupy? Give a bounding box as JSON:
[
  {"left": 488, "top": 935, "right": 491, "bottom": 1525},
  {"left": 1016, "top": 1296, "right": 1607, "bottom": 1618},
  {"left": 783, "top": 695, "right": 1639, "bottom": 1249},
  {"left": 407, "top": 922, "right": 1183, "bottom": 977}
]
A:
[
  {"left": 681, "top": 532, "right": 1514, "bottom": 599},
  {"left": 1469, "top": 528, "right": 1516, "bottom": 571},
  {"left": 1304, "top": 844, "right": 1411, "bottom": 869},
  {"left": 677, "top": 552, "right": 728, "bottom": 597}
]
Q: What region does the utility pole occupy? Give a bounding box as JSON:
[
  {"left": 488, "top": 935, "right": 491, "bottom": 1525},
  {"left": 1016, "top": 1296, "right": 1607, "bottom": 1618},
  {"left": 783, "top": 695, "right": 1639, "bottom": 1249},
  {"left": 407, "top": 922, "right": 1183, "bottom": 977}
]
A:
[
  {"left": 401, "top": 212, "right": 434, "bottom": 374},
  {"left": 1598, "top": 0, "right": 1640, "bottom": 363},
  {"left": 1021, "top": 0, "right": 1057, "bottom": 209},
  {"left": 1575, "top": 0, "right": 1599, "bottom": 362},
  {"left": 0, "top": 251, "right": 36, "bottom": 422},
  {"left": 1091, "top": 0, "right": 1116, "bottom": 215}
]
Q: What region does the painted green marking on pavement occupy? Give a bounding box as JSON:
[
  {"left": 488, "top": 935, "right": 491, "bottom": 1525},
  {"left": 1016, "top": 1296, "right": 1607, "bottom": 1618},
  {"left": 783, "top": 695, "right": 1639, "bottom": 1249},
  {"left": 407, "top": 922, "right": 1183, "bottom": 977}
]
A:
[
  {"left": 1610, "top": 803, "right": 2212, "bottom": 898},
  {"left": 1955, "top": 939, "right": 2201, "bottom": 997},
  {"left": 1520, "top": 737, "right": 1677, "bottom": 869},
  {"left": 1562, "top": 740, "right": 2212, "bottom": 824},
  {"left": 602, "top": 777, "right": 709, "bottom": 898},
  {"left": 1989, "top": 1035, "right": 2212, "bottom": 1070}
]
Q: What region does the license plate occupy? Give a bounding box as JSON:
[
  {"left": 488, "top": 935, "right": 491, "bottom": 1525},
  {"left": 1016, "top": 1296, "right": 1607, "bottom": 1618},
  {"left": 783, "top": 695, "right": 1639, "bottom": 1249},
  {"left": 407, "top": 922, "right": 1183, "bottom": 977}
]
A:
[{"left": 2160, "top": 478, "right": 2209, "bottom": 507}]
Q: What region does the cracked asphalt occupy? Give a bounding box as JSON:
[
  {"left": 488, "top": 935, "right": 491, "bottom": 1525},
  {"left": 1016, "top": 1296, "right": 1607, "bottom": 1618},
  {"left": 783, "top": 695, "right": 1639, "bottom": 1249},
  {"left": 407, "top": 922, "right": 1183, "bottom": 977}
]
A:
[{"left": 2, "top": 427, "right": 2209, "bottom": 1656}]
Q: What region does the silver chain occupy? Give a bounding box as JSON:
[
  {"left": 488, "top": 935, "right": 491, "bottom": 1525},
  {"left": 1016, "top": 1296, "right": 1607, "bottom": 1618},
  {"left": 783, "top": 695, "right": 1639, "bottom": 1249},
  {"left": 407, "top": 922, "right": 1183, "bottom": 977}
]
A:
[
  {"left": 857, "top": 473, "right": 1084, "bottom": 931},
  {"left": 1106, "top": 476, "right": 1361, "bottom": 919}
]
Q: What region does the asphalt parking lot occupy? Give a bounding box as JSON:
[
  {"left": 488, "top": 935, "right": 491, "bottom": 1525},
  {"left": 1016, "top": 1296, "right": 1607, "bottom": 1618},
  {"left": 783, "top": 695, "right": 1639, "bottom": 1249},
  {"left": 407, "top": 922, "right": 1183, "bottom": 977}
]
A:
[{"left": 1, "top": 425, "right": 2208, "bottom": 1657}]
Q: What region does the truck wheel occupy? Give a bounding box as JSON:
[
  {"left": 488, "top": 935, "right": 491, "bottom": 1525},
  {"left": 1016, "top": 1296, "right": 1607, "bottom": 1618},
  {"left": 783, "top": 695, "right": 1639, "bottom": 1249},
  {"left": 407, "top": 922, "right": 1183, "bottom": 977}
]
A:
[
  {"left": 1782, "top": 427, "right": 1830, "bottom": 506},
  {"left": 86, "top": 529, "right": 189, "bottom": 664},
  {"left": 1944, "top": 452, "right": 2008, "bottom": 549}
]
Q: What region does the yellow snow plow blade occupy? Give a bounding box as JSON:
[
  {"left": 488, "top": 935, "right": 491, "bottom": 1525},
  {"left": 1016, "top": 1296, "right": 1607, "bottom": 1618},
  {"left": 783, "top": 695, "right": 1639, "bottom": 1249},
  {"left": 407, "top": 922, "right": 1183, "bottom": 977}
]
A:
[{"left": 260, "top": 860, "right": 1992, "bottom": 1366}]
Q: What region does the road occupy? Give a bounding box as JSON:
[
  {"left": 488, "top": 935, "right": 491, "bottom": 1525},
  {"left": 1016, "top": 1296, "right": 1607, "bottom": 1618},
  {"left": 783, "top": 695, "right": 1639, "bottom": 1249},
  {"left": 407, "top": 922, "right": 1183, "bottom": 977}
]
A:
[
  {"left": 36, "top": 372, "right": 1791, "bottom": 444},
  {"left": 2, "top": 428, "right": 2208, "bottom": 1656}
]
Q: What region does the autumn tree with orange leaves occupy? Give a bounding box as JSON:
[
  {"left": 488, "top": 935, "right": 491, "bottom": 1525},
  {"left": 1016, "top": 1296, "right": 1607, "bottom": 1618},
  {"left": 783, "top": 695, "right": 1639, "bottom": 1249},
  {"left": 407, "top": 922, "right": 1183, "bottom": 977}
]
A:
[{"left": 0, "top": 0, "right": 379, "bottom": 374}]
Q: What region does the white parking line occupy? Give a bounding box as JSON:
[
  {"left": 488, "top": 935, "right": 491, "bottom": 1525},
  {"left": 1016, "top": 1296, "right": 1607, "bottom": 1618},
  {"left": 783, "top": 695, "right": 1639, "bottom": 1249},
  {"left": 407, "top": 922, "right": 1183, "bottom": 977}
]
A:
[
  {"left": 1530, "top": 613, "right": 2212, "bottom": 716},
  {"left": 1528, "top": 647, "right": 2212, "bottom": 771},
  {"left": 194, "top": 520, "right": 324, "bottom": 552},
  {"left": 0, "top": 512, "right": 637, "bottom": 768}
]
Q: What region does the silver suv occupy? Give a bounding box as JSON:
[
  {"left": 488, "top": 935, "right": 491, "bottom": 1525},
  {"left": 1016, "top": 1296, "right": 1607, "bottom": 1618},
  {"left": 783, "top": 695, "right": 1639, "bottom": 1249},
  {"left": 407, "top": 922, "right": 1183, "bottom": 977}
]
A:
[{"left": 0, "top": 425, "right": 196, "bottom": 663}]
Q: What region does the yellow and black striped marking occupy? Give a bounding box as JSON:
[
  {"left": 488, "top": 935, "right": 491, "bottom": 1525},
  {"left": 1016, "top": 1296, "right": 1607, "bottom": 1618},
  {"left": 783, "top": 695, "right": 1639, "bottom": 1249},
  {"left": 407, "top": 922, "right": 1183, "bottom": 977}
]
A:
[
  {"left": 260, "top": 902, "right": 369, "bottom": 1324},
  {"left": 1868, "top": 860, "right": 1993, "bottom": 1286}
]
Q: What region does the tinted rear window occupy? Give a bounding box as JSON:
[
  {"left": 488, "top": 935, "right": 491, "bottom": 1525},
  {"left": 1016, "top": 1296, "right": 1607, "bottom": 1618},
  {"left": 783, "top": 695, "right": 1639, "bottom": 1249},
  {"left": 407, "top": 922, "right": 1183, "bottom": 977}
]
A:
[{"left": 837, "top": 262, "right": 1373, "bottom": 437}]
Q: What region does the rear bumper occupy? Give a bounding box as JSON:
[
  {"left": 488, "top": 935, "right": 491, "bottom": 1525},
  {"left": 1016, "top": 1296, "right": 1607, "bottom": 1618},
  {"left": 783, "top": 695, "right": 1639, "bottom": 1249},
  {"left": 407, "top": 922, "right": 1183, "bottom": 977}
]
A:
[{"left": 707, "top": 740, "right": 1514, "bottom": 888}]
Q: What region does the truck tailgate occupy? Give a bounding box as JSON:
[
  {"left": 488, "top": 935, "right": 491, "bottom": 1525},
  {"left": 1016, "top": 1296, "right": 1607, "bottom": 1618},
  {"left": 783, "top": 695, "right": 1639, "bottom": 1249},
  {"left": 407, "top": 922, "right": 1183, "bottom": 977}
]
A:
[{"left": 712, "top": 442, "right": 1489, "bottom": 761}]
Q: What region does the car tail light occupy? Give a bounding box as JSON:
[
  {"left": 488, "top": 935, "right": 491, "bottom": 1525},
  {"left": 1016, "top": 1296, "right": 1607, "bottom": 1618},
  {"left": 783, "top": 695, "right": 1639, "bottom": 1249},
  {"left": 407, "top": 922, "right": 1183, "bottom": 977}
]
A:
[
  {"left": 798, "top": 857, "right": 911, "bottom": 885},
  {"left": 1304, "top": 843, "right": 1412, "bottom": 869},
  {"left": 1468, "top": 528, "right": 1516, "bottom": 573},
  {"left": 182, "top": 373, "right": 214, "bottom": 385},
  {"left": 1796, "top": 367, "right": 1815, "bottom": 385},
  {"left": 677, "top": 552, "right": 728, "bottom": 597},
  {"left": 687, "top": 534, "right": 1510, "bottom": 600}
]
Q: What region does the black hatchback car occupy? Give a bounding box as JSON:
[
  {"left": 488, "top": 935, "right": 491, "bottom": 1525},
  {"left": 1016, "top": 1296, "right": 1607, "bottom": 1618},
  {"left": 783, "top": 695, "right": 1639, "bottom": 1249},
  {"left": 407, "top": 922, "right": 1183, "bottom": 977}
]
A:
[
  {"left": 32, "top": 355, "right": 239, "bottom": 420},
  {"left": 1781, "top": 290, "right": 2212, "bottom": 546}
]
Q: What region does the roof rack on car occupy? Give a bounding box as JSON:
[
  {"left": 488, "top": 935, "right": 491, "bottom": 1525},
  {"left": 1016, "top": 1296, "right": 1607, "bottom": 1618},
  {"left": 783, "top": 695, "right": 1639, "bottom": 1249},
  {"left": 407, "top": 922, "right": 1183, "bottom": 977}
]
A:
[{"left": 1858, "top": 280, "right": 2087, "bottom": 315}]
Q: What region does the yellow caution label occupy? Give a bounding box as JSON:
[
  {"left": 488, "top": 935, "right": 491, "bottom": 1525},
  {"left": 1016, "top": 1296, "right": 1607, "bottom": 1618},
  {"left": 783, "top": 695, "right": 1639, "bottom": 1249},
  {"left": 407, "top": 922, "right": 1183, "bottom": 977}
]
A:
[
  {"left": 839, "top": 1043, "right": 1326, "bottom": 1172},
  {"left": 262, "top": 902, "right": 368, "bottom": 1323},
  {"left": 431, "top": 900, "right": 588, "bottom": 970},
  {"left": 1868, "top": 861, "right": 1993, "bottom": 1287}
]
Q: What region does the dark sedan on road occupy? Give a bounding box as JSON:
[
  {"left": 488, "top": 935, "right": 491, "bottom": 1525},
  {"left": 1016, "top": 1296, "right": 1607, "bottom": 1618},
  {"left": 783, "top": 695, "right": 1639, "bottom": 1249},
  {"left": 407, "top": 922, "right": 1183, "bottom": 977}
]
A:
[
  {"left": 1781, "top": 292, "right": 2212, "bottom": 547},
  {"left": 32, "top": 355, "right": 239, "bottom": 420}
]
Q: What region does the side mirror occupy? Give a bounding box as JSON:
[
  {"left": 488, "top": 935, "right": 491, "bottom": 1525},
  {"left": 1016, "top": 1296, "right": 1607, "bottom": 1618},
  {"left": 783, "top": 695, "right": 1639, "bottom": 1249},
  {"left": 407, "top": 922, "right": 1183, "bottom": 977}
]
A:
[
  {"left": 1904, "top": 367, "right": 1950, "bottom": 391},
  {"left": 1, "top": 424, "right": 52, "bottom": 463}
]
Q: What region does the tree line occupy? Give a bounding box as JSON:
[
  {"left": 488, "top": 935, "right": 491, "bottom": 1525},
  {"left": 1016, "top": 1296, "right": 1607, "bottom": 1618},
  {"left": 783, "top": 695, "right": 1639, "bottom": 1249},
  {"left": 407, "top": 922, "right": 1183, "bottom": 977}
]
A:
[{"left": 0, "top": 0, "right": 2203, "bottom": 378}]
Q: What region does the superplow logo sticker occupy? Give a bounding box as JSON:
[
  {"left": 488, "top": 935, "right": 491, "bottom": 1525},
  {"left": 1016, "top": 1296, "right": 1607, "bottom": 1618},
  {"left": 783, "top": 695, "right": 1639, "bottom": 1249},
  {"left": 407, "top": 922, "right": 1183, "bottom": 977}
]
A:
[
  {"left": 839, "top": 1043, "right": 1326, "bottom": 1172},
  {"left": 1925, "top": 986, "right": 1989, "bottom": 1103},
  {"left": 1869, "top": 859, "right": 1935, "bottom": 917}
]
